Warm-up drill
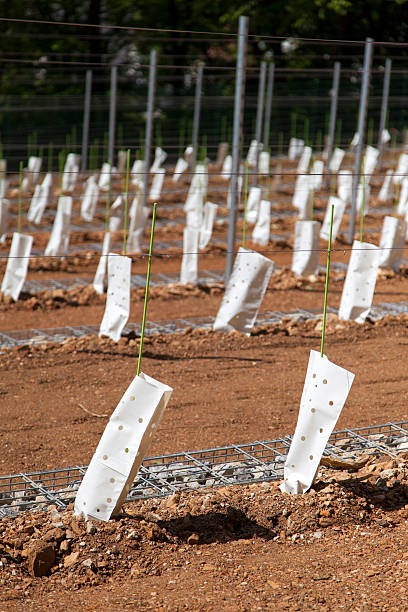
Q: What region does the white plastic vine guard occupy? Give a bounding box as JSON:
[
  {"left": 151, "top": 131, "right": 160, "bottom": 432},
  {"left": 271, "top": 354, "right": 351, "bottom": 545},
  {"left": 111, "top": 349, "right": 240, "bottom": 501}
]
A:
[
  {"left": 356, "top": 180, "right": 371, "bottom": 215},
  {"left": 213, "top": 247, "right": 274, "bottom": 335},
  {"left": 246, "top": 140, "right": 260, "bottom": 167},
  {"left": 252, "top": 200, "right": 271, "bottom": 246},
  {"left": 109, "top": 195, "right": 124, "bottom": 232},
  {"left": 382, "top": 129, "right": 391, "bottom": 144},
  {"left": 221, "top": 155, "right": 232, "bottom": 179},
  {"left": 320, "top": 196, "right": 345, "bottom": 242},
  {"left": 338, "top": 240, "right": 380, "bottom": 323},
  {"left": 150, "top": 147, "right": 167, "bottom": 172},
  {"left": 98, "top": 163, "right": 112, "bottom": 191},
  {"left": 379, "top": 216, "right": 406, "bottom": 271},
  {"left": 127, "top": 229, "right": 144, "bottom": 254},
  {"left": 44, "top": 196, "right": 72, "bottom": 256},
  {"left": 393, "top": 154, "right": 408, "bottom": 186},
  {"left": 129, "top": 193, "right": 148, "bottom": 235},
  {"left": 259, "top": 152, "right": 270, "bottom": 174},
  {"left": 74, "top": 371, "right": 173, "bottom": 522},
  {"left": 227, "top": 175, "right": 243, "bottom": 208},
  {"left": 27, "top": 172, "right": 52, "bottom": 225},
  {"left": 173, "top": 158, "right": 188, "bottom": 183},
  {"left": 149, "top": 168, "right": 165, "bottom": 201},
  {"left": 180, "top": 227, "right": 199, "bottom": 285},
  {"left": 363, "top": 146, "right": 379, "bottom": 181},
  {"left": 0, "top": 198, "right": 9, "bottom": 236},
  {"left": 288, "top": 138, "right": 304, "bottom": 160},
  {"left": 329, "top": 148, "right": 345, "bottom": 173},
  {"left": 93, "top": 232, "right": 111, "bottom": 295},
  {"left": 99, "top": 253, "right": 131, "bottom": 342},
  {"left": 246, "top": 187, "right": 262, "bottom": 224},
  {"left": 350, "top": 132, "right": 359, "bottom": 147},
  {"left": 297, "top": 146, "right": 312, "bottom": 174},
  {"left": 280, "top": 349, "right": 355, "bottom": 495},
  {"left": 81, "top": 175, "right": 99, "bottom": 222},
  {"left": 1, "top": 232, "right": 33, "bottom": 301},
  {"left": 378, "top": 170, "right": 393, "bottom": 202},
  {"left": 397, "top": 178, "right": 408, "bottom": 215},
  {"left": 310, "top": 160, "right": 324, "bottom": 190},
  {"left": 337, "top": 170, "right": 352, "bottom": 203},
  {"left": 291, "top": 220, "right": 320, "bottom": 277},
  {"left": 293, "top": 174, "right": 312, "bottom": 219},
  {"left": 22, "top": 156, "right": 42, "bottom": 191},
  {"left": 131, "top": 160, "right": 145, "bottom": 188},
  {"left": 199, "top": 202, "right": 218, "bottom": 249},
  {"left": 62, "top": 154, "right": 80, "bottom": 193}
]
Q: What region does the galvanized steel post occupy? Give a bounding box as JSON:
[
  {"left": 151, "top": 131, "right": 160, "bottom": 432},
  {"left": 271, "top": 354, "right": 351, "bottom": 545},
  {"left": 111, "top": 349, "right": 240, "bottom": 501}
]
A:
[
  {"left": 377, "top": 58, "right": 392, "bottom": 169},
  {"left": 142, "top": 50, "right": 157, "bottom": 211},
  {"left": 348, "top": 38, "right": 373, "bottom": 244},
  {"left": 225, "top": 16, "right": 248, "bottom": 280},
  {"left": 324, "top": 61, "right": 341, "bottom": 189},
  {"left": 81, "top": 70, "right": 92, "bottom": 172}
]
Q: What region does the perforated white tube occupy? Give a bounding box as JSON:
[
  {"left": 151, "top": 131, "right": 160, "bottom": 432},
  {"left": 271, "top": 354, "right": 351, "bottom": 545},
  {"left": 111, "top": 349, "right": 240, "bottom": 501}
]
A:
[
  {"left": 99, "top": 254, "right": 131, "bottom": 342},
  {"left": 221, "top": 155, "right": 232, "bottom": 180},
  {"left": 288, "top": 138, "right": 304, "bottom": 160},
  {"left": 180, "top": 227, "right": 199, "bottom": 285},
  {"left": 62, "top": 154, "right": 80, "bottom": 193},
  {"left": 291, "top": 220, "right": 320, "bottom": 277},
  {"left": 149, "top": 168, "right": 165, "bottom": 201},
  {"left": 1, "top": 232, "right": 33, "bottom": 301},
  {"left": 246, "top": 140, "right": 260, "bottom": 167},
  {"left": 363, "top": 146, "right": 379, "bottom": 180},
  {"left": 293, "top": 174, "right": 312, "bottom": 219},
  {"left": 280, "top": 349, "right": 355, "bottom": 495},
  {"left": 173, "top": 158, "right": 188, "bottom": 183},
  {"left": 337, "top": 170, "right": 352, "bottom": 203},
  {"left": 393, "top": 153, "right": 408, "bottom": 186},
  {"left": 320, "top": 196, "right": 345, "bottom": 242},
  {"left": 131, "top": 160, "right": 145, "bottom": 189},
  {"left": 297, "top": 146, "right": 312, "bottom": 174},
  {"left": 98, "top": 162, "right": 112, "bottom": 191},
  {"left": 329, "top": 148, "right": 345, "bottom": 173},
  {"left": 379, "top": 216, "right": 406, "bottom": 271},
  {"left": 310, "top": 160, "right": 324, "bottom": 190},
  {"left": 44, "top": 196, "right": 72, "bottom": 257},
  {"left": 93, "top": 232, "right": 111, "bottom": 295},
  {"left": 27, "top": 172, "right": 52, "bottom": 225},
  {"left": 338, "top": 240, "right": 380, "bottom": 323},
  {"left": 259, "top": 152, "right": 270, "bottom": 174},
  {"left": 109, "top": 195, "right": 123, "bottom": 232},
  {"left": 0, "top": 198, "right": 9, "bottom": 237},
  {"left": 150, "top": 147, "right": 167, "bottom": 172},
  {"left": 81, "top": 175, "right": 99, "bottom": 222},
  {"left": 246, "top": 187, "right": 262, "bottom": 224},
  {"left": 378, "top": 170, "right": 393, "bottom": 202},
  {"left": 397, "top": 178, "right": 408, "bottom": 215},
  {"left": 199, "top": 202, "right": 218, "bottom": 249},
  {"left": 252, "top": 200, "right": 270, "bottom": 246},
  {"left": 74, "top": 371, "right": 173, "bottom": 522},
  {"left": 213, "top": 247, "right": 274, "bottom": 335}
]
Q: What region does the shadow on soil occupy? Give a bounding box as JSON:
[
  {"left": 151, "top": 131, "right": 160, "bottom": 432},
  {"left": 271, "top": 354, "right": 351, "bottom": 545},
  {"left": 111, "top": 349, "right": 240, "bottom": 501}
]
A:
[{"left": 157, "top": 507, "right": 274, "bottom": 544}]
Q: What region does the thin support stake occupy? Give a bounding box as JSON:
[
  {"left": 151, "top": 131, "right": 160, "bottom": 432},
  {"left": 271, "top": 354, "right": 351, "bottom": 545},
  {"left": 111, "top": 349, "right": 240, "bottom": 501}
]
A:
[
  {"left": 242, "top": 161, "right": 249, "bottom": 248},
  {"left": 18, "top": 161, "right": 23, "bottom": 234},
  {"left": 123, "top": 149, "right": 130, "bottom": 255},
  {"left": 137, "top": 202, "right": 157, "bottom": 376},
  {"left": 360, "top": 157, "right": 365, "bottom": 243},
  {"left": 105, "top": 162, "right": 111, "bottom": 233},
  {"left": 321, "top": 204, "right": 334, "bottom": 357}
]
